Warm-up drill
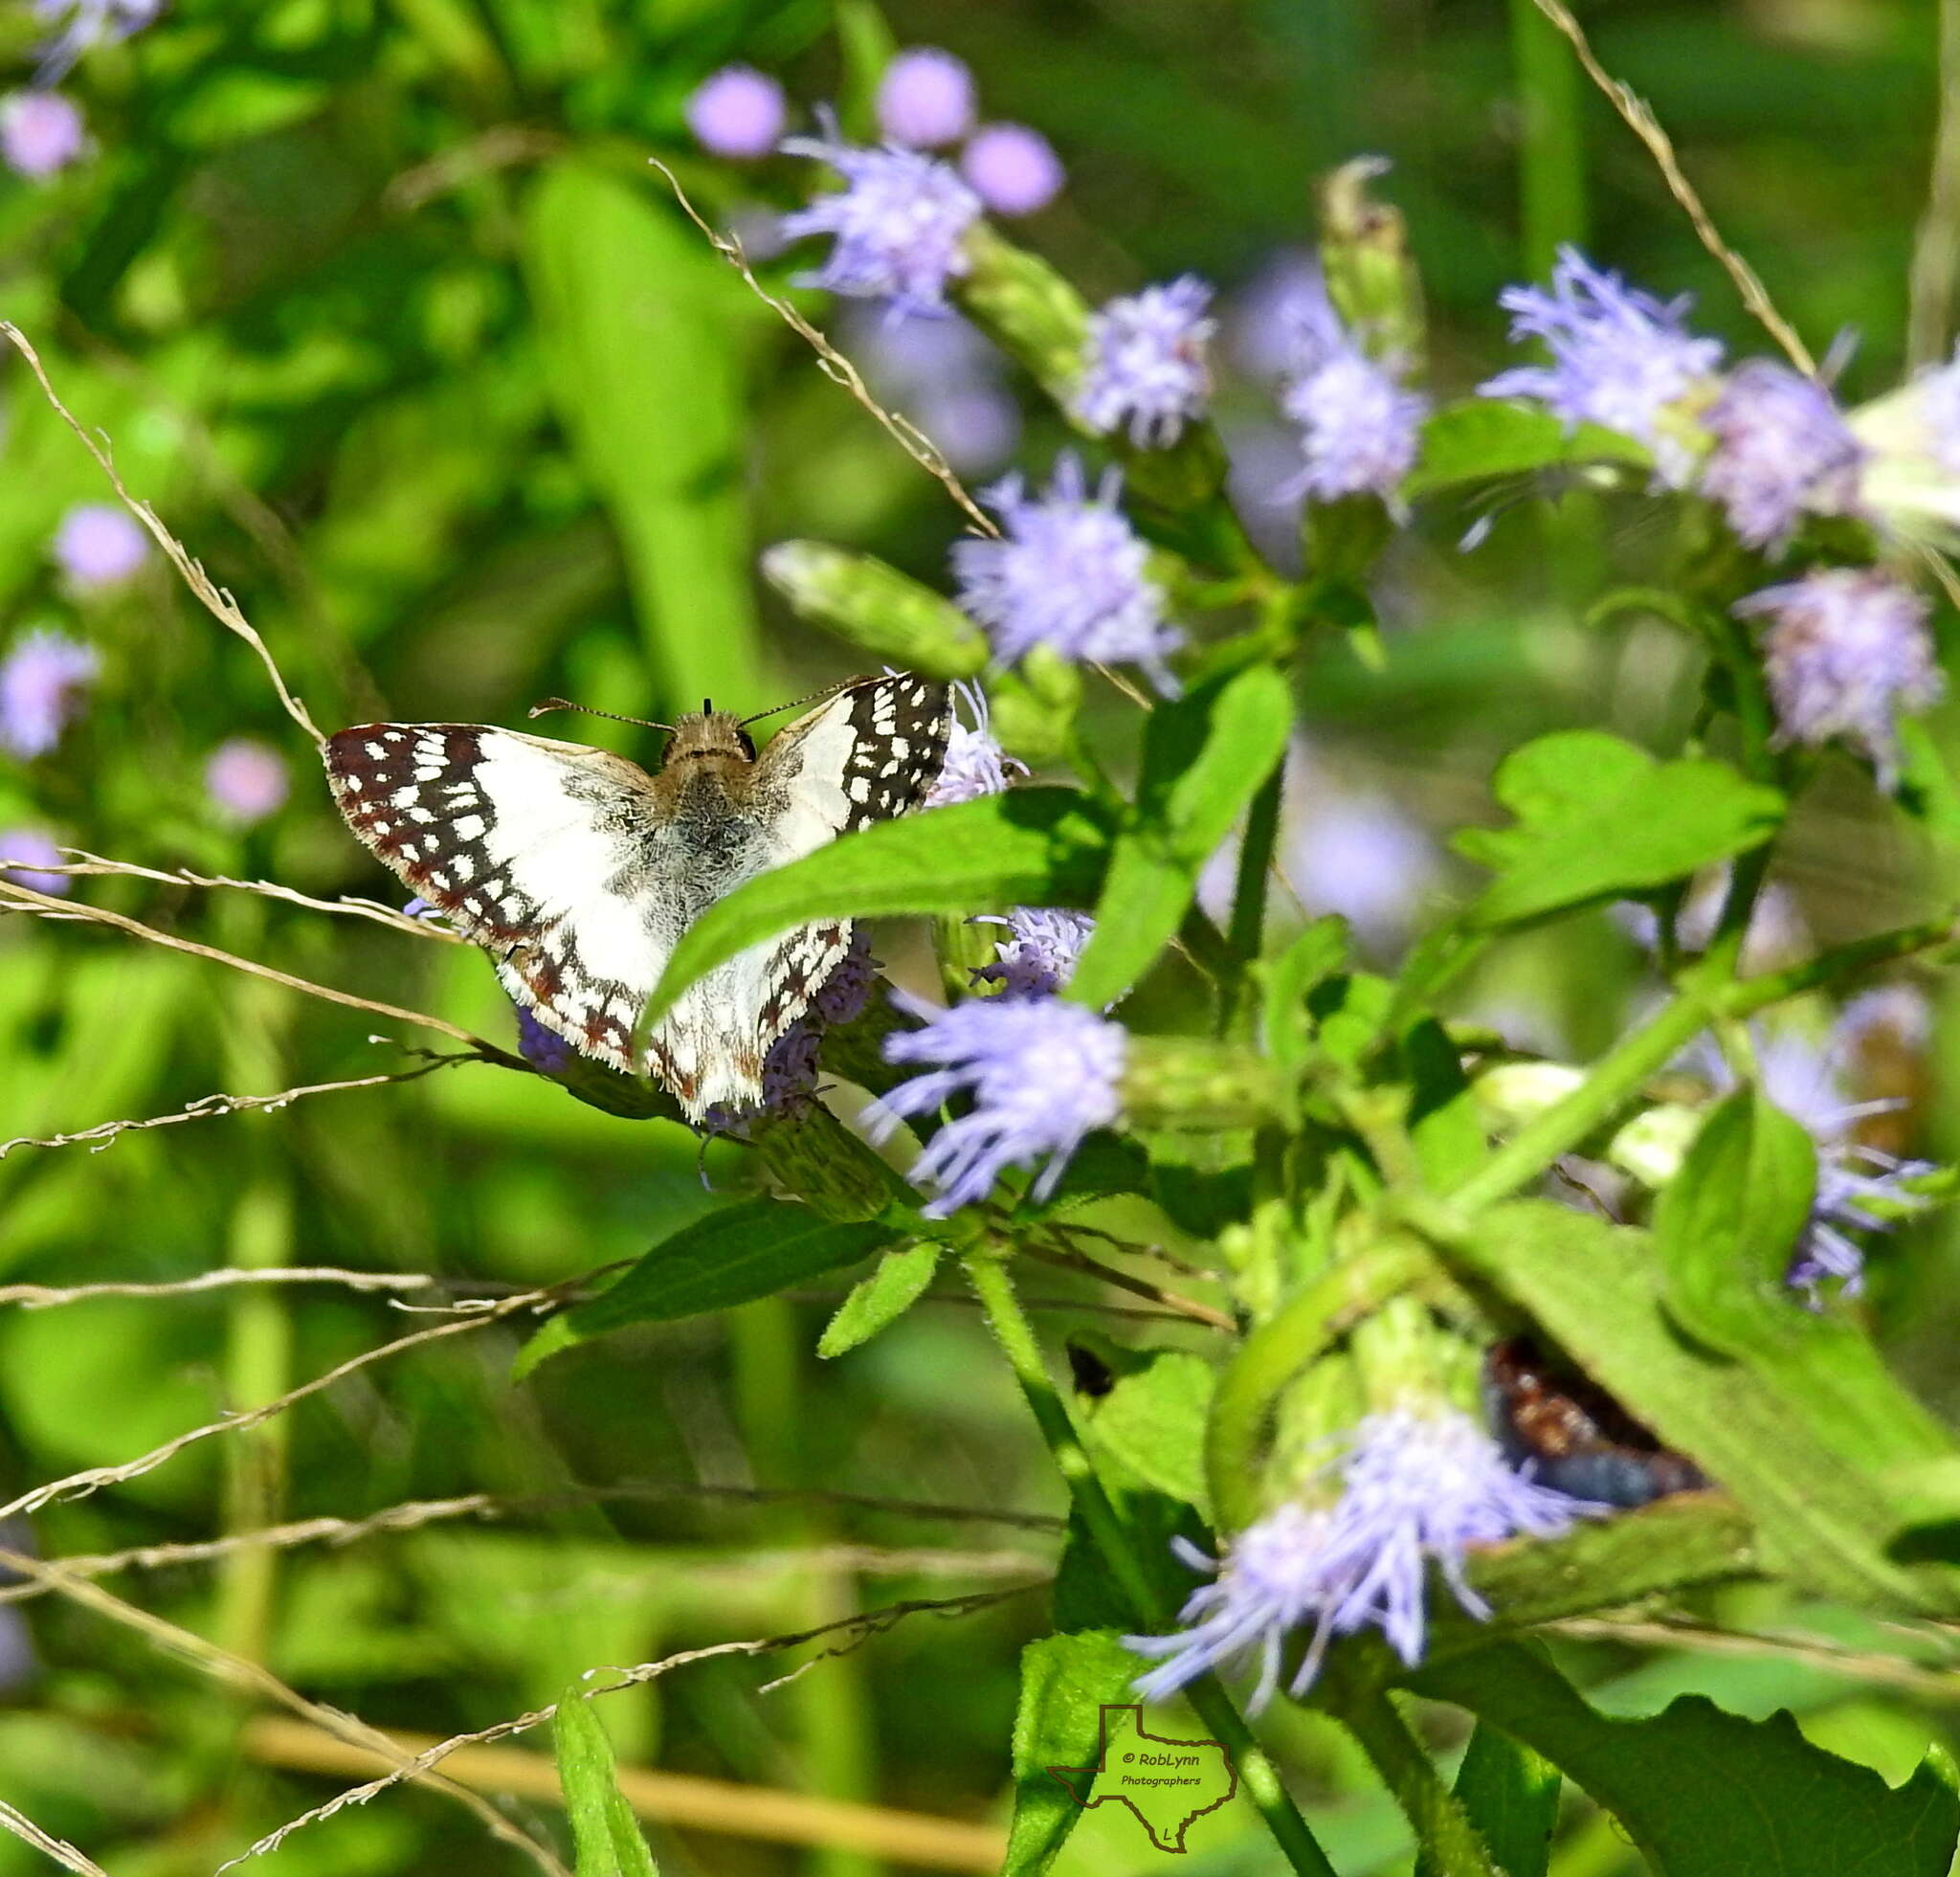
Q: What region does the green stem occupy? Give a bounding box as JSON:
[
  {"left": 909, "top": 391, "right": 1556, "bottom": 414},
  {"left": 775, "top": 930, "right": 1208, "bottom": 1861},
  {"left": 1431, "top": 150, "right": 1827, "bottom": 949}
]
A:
[
  {"left": 1218, "top": 763, "right": 1286, "bottom": 1039},
  {"left": 1507, "top": 0, "right": 1587, "bottom": 278},
  {"left": 1206, "top": 1239, "right": 1432, "bottom": 1532},
  {"left": 962, "top": 1252, "right": 1339, "bottom": 1877},
  {"left": 1335, "top": 1680, "right": 1502, "bottom": 1877}
]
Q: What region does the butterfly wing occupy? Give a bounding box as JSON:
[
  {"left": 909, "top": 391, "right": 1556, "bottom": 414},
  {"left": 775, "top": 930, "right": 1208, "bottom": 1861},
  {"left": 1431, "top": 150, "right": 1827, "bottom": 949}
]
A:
[
  {"left": 323, "top": 723, "right": 671, "bottom": 1074},
  {"left": 741, "top": 671, "right": 952, "bottom": 1054}
]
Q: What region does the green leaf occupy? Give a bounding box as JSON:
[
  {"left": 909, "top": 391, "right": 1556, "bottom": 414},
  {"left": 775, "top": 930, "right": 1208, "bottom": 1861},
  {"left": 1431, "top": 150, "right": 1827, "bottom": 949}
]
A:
[
  {"left": 1080, "top": 1350, "right": 1216, "bottom": 1522},
  {"left": 817, "top": 1242, "right": 942, "bottom": 1357},
  {"left": 1455, "top": 1201, "right": 1960, "bottom": 1613},
  {"left": 1258, "top": 916, "right": 1349, "bottom": 1078},
  {"left": 1654, "top": 1088, "right": 1817, "bottom": 1351},
  {"left": 1415, "top": 1721, "right": 1557, "bottom": 1877},
  {"left": 1416, "top": 1641, "right": 1959, "bottom": 1877},
  {"left": 525, "top": 1201, "right": 900, "bottom": 1373},
  {"left": 554, "top": 1687, "right": 659, "bottom": 1877},
  {"left": 523, "top": 161, "right": 760, "bottom": 714},
  {"left": 1403, "top": 399, "right": 1651, "bottom": 498},
  {"left": 1068, "top": 666, "right": 1294, "bottom": 1011},
  {"left": 1005, "top": 1631, "right": 1143, "bottom": 1877},
  {"left": 760, "top": 542, "right": 989, "bottom": 678},
  {"left": 1459, "top": 733, "right": 1784, "bottom": 928},
  {"left": 1401, "top": 1017, "right": 1484, "bottom": 1190},
  {"left": 643, "top": 788, "right": 1114, "bottom": 1027}
]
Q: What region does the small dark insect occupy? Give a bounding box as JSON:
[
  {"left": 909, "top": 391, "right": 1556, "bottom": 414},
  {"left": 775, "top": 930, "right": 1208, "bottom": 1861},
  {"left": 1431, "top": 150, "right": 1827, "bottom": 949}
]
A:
[
  {"left": 1483, "top": 1334, "right": 1706, "bottom": 1508},
  {"left": 1066, "top": 1342, "right": 1117, "bottom": 1398}
]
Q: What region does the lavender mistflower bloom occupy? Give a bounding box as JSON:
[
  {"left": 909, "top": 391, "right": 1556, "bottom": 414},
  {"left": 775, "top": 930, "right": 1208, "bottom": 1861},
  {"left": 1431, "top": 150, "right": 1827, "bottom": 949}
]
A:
[
  {"left": 925, "top": 681, "right": 1025, "bottom": 806},
  {"left": 0, "top": 828, "right": 68, "bottom": 896},
  {"left": 54, "top": 503, "right": 148, "bottom": 589},
  {"left": 760, "top": 1021, "right": 824, "bottom": 1113},
  {"left": 959, "top": 123, "right": 1063, "bottom": 217},
  {"left": 0, "top": 628, "right": 98, "bottom": 758},
  {"left": 952, "top": 456, "right": 1182, "bottom": 689},
  {"left": 813, "top": 926, "right": 879, "bottom": 1027},
  {"left": 1280, "top": 292, "right": 1427, "bottom": 506},
  {"left": 781, "top": 133, "right": 981, "bottom": 315},
  {"left": 0, "top": 91, "right": 84, "bottom": 178},
  {"left": 34, "top": 0, "right": 160, "bottom": 82},
  {"left": 1735, "top": 570, "right": 1942, "bottom": 787},
  {"left": 1284, "top": 793, "right": 1437, "bottom": 953},
  {"left": 1227, "top": 251, "right": 1323, "bottom": 383},
  {"left": 876, "top": 48, "right": 975, "bottom": 149},
  {"left": 845, "top": 308, "right": 1019, "bottom": 474},
  {"left": 1920, "top": 345, "right": 1960, "bottom": 477},
  {"left": 878, "top": 994, "right": 1125, "bottom": 1215},
  {"left": 974, "top": 907, "right": 1095, "bottom": 998},
  {"left": 1129, "top": 1408, "right": 1601, "bottom": 1708},
  {"left": 515, "top": 1005, "right": 575, "bottom": 1077},
  {"left": 205, "top": 738, "right": 290, "bottom": 825},
  {"left": 1075, "top": 277, "right": 1216, "bottom": 449},
  {"left": 1481, "top": 247, "right": 1723, "bottom": 485},
  {"left": 684, "top": 66, "right": 786, "bottom": 161},
  {"left": 1701, "top": 361, "right": 1866, "bottom": 549}
]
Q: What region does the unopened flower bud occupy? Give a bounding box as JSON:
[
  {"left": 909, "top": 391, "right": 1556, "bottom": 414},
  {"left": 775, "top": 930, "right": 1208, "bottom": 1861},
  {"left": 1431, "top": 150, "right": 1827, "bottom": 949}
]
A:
[{"left": 761, "top": 542, "right": 987, "bottom": 677}]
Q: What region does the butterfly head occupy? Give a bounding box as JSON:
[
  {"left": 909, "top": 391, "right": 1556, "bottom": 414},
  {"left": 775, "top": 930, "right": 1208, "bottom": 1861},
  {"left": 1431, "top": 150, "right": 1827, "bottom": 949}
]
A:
[{"left": 662, "top": 704, "right": 757, "bottom": 766}]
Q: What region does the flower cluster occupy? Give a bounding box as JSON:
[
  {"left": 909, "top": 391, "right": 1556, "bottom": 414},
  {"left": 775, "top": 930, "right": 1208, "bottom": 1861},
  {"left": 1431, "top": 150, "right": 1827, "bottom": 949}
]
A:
[
  {"left": 205, "top": 738, "right": 290, "bottom": 826},
  {"left": 1482, "top": 246, "right": 1722, "bottom": 485},
  {"left": 55, "top": 503, "right": 148, "bottom": 588},
  {"left": 846, "top": 308, "right": 1019, "bottom": 475},
  {"left": 1279, "top": 286, "right": 1428, "bottom": 505},
  {"left": 1735, "top": 569, "right": 1943, "bottom": 787},
  {"left": 952, "top": 455, "right": 1181, "bottom": 688},
  {"left": 0, "top": 628, "right": 98, "bottom": 759},
  {"left": 1701, "top": 362, "right": 1866, "bottom": 550},
  {"left": 1128, "top": 1408, "right": 1600, "bottom": 1709},
  {"left": 1074, "top": 277, "right": 1216, "bottom": 448},
  {"left": 924, "top": 682, "right": 1026, "bottom": 807},
  {"left": 0, "top": 828, "right": 69, "bottom": 896},
  {"left": 879, "top": 992, "right": 1125, "bottom": 1215},
  {"left": 974, "top": 906, "right": 1094, "bottom": 997}
]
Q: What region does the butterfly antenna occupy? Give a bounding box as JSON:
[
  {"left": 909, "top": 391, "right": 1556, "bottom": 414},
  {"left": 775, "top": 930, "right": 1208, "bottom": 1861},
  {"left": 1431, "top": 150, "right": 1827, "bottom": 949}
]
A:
[
  {"left": 528, "top": 698, "right": 677, "bottom": 734},
  {"left": 737, "top": 678, "right": 858, "bottom": 728}
]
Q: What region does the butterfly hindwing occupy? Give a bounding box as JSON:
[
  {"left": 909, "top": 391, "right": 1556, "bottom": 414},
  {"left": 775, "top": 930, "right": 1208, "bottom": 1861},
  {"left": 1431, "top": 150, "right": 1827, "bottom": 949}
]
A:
[{"left": 323, "top": 723, "right": 670, "bottom": 1072}]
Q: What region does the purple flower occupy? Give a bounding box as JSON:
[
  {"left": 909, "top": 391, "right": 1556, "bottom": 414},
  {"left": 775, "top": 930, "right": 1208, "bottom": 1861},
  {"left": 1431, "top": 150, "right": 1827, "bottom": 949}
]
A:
[
  {"left": 0, "top": 91, "right": 84, "bottom": 178},
  {"left": 1701, "top": 362, "right": 1866, "bottom": 550},
  {"left": 1227, "top": 251, "right": 1323, "bottom": 383},
  {"left": 205, "top": 738, "right": 290, "bottom": 825},
  {"left": 0, "top": 828, "right": 68, "bottom": 896},
  {"left": 1838, "top": 983, "right": 1933, "bottom": 1054},
  {"left": 813, "top": 926, "right": 879, "bottom": 1027},
  {"left": 1734, "top": 570, "right": 1943, "bottom": 786},
  {"left": 1128, "top": 1409, "right": 1601, "bottom": 1709},
  {"left": 515, "top": 1005, "right": 575, "bottom": 1076},
  {"left": 1920, "top": 345, "right": 1960, "bottom": 477},
  {"left": 875, "top": 48, "right": 976, "bottom": 149},
  {"left": 952, "top": 455, "right": 1182, "bottom": 689},
  {"left": 1481, "top": 247, "right": 1724, "bottom": 486},
  {"left": 0, "top": 628, "right": 99, "bottom": 758},
  {"left": 1075, "top": 277, "right": 1216, "bottom": 449},
  {"left": 54, "top": 503, "right": 148, "bottom": 589},
  {"left": 877, "top": 994, "right": 1125, "bottom": 1215},
  {"left": 760, "top": 1021, "right": 824, "bottom": 1114},
  {"left": 959, "top": 123, "right": 1063, "bottom": 217},
  {"left": 974, "top": 907, "right": 1095, "bottom": 998},
  {"left": 925, "top": 682, "right": 1026, "bottom": 807},
  {"left": 1279, "top": 291, "right": 1427, "bottom": 505},
  {"left": 781, "top": 133, "right": 981, "bottom": 316},
  {"left": 33, "top": 0, "right": 160, "bottom": 83},
  {"left": 1284, "top": 793, "right": 1437, "bottom": 953},
  {"left": 684, "top": 66, "right": 787, "bottom": 161}
]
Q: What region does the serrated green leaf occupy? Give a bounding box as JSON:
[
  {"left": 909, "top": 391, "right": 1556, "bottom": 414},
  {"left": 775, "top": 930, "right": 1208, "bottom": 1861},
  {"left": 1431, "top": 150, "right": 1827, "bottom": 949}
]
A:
[
  {"left": 523, "top": 162, "right": 759, "bottom": 714},
  {"left": 1068, "top": 667, "right": 1293, "bottom": 1012},
  {"left": 817, "top": 1242, "right": 941, "bottom": 1357},
  {"left": 1081, "top": 1350, "right": 1216, "bottom": 1521},
  {"left": 1460, "top": 734, "right": 1784, "bottom": 928},
  {"left": 520, "top": 1201, "right": 899, "bottom": 1373},
  {"left": 554, "top": 1687, "right": 659, "bottom": 1877},
  {"left": 1455, "top": 1201, "right": 1960, "bottom": 1613},
  {"left": 1655, "top": 1089, "right": 1816, "bottom": 1351},
  {"left": 643, "top": 788, "right": 1114, "bottom": 1026},
  {"left": 1416, "top": 1641, "right": 1959, "bottom": 1877},
  {"left": 1005, "top": 1631, "right": 1143, "bottom": 1877},
  {"left": 1403, "top": 399, "right": 1651, "bottom": 498}
]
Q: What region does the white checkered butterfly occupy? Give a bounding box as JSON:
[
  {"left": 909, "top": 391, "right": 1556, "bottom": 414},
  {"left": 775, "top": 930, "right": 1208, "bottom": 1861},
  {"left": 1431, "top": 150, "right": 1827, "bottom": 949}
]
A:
[{"left": 324, "top": 674, "right": 953, "bottom": 1123}]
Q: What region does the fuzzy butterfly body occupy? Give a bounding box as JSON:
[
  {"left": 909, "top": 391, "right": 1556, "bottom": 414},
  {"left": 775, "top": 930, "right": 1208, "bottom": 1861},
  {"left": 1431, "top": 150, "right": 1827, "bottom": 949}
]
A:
[{"left": 324, "top": 673, "right": 952, "bottom": 1123}]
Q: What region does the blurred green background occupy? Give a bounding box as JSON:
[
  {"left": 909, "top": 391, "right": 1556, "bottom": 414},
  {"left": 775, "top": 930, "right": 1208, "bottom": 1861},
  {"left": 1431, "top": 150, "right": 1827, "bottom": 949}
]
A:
[{"left": 0, "top": 0, "right": 1956, "bottom": 1872}]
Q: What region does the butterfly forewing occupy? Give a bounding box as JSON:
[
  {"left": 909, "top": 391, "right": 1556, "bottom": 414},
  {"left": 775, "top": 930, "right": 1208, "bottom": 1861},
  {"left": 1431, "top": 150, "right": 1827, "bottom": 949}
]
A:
[
  {"left": 323, "top": 673, "right": 953, "bottom": 1121},
  {"left": 323, "top": 723, "right": 669, "bottom": 1072}
]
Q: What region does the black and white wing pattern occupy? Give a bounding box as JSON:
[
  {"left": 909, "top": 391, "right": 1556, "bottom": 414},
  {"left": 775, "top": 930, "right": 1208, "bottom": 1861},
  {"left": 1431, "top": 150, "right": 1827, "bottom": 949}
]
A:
[
  {"left": 648, "top": 674, "right": 954, "bottom": 1109},
  {"left": 323, "top": 723, "right": 673, "bottom": 1074},
  {"left": 323, "top": 674, "right": 952, "bottom": 1125}
]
